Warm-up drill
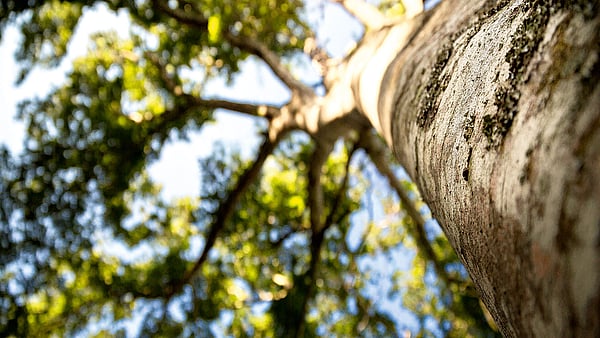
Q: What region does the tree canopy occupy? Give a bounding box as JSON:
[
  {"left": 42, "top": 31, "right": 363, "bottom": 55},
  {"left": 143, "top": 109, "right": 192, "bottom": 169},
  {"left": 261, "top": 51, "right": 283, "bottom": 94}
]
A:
[{"left": 0, "top": 0, "right": 499, "bottom": 336}]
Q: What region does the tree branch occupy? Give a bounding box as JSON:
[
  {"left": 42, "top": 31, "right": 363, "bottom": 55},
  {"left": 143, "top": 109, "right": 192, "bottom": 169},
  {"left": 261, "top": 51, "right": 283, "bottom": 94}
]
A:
[
  {"left": 402, "top": 0, "right": 424, "bottom": 19},
  {"left": 324, "top": 142, "right": 358, "bottom": 229},
  {"left": 294, "top": 139, "right": 362, "bottom": 336},
  {"left": 333, "top": 0, "right": 424, "bottom": 31},
  {"left": 224, "top": 32, "right": 314, "bottom": 97},
  {"left": 295, "top": 213, "right": 326, "bottom": 338},
  {"left": 151, "top": 0, "right": 313, "bottom": 96},
  {"left": 269, "top": 226, "right": 296, "bottom": 248},
  {"left": 145, "top": 51, "right": 281, "bottom": 120},
  {"left": 293, "top": 139, "right": 343, "bottom": 336},
  {"left": 152, "top": 0, "right": 207, "bottom": 27},
  {"left": 188, "top": 96, "right": 281, "bottom": 120},
  {"left": 166, "top": 135, "right": 282, "bottom": 298},
  {"left": 307, "top": 141, "right": 335, "bottom": 233},
  {"left": 333, "top": 0, "right": 386, "bottom": 30},
  {"left": 359, "top": 131, "right": 452, "bottom": 285}
]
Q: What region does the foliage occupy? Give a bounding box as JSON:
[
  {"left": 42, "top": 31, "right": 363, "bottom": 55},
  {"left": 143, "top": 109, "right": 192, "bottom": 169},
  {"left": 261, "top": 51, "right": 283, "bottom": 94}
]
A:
[{"left": 0, "top": 0, "right": 498, "bottom": 337}]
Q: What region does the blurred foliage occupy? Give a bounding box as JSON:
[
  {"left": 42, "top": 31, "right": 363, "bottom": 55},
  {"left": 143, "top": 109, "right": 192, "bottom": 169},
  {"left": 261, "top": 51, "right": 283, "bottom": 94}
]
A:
[{"left": 0, "top": 0, "right": 498, "bottom": 337}]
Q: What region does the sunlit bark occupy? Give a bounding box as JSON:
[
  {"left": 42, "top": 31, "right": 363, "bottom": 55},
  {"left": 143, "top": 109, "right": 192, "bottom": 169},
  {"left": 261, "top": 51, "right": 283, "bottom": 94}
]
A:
[{"left": 351, "top": 0, "right": 599, "bottom": 336}]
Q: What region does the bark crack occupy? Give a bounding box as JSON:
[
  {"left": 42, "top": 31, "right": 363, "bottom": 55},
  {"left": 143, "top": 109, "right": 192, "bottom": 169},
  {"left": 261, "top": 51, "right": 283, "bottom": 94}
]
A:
[{"left": 462, "top": 146, "right": 473, "bottom": 182}]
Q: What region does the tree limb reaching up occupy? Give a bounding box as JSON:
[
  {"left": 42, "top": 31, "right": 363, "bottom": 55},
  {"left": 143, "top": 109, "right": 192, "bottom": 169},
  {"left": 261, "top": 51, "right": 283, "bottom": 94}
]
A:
[
  {"left": 307, "top": 140, "right": 335, "bottom": 233},
  {"left": 225, "top": 32, "right": 315, "bottom": 97},
  {"left": 401, "top": 0, "right": 424, "bottom": 19},
  {"left": 333, "top": 0, "right": 387, "bottom": 30},
  {"left": 333, "top": 0, "right": 424, "bottom": 31},
  {"left": 359, "top": 131, "right": 454, "bottom": 286},
  {"left": 166, "top": 135, "right": 282, "bottom": 298}
]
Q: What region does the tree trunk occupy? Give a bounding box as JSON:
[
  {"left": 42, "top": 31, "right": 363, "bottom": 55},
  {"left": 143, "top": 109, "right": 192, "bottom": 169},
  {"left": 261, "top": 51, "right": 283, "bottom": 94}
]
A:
[{"left": 358, "top": 0, "right": 599, "bottom": 336}]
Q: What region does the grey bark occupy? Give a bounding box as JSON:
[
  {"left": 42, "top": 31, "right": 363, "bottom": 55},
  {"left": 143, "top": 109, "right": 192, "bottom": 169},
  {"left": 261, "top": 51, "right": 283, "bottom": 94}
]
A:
[{"left": 354, "top": 0, "right": 599, "bottom": 336}]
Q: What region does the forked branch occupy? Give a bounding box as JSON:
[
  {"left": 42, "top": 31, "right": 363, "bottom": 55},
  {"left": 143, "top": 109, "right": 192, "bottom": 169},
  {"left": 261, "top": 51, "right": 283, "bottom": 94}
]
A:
[{"left": 188, "top": 97, "right": 281, "bottom": 120}]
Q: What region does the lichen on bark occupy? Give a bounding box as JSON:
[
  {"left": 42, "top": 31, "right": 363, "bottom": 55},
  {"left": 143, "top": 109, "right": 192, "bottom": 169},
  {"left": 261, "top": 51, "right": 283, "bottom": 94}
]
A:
[
  {"left": 483, "top": 1, "right": 555, "bottom": 148},
  {"left": 416, "top": 41, "right": 453, "bottom": 128}
]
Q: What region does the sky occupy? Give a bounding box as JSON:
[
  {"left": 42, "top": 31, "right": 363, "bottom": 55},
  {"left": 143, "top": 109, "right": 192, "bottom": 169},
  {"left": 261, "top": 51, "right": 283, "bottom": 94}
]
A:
[{"left": 0, "top": 1, "right": 429, "bottom": 336}]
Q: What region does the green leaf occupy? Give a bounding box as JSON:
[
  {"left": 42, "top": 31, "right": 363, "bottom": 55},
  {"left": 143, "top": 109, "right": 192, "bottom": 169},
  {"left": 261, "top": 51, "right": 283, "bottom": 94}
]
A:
[{"left": 208, "top": 14, "right": 222, "bottom": 43}]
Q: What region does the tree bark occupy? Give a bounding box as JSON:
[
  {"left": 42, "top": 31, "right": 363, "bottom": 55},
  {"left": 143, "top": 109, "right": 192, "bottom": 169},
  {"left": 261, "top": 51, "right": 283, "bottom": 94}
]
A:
[{"left": 356, "top": 0, "right": 599, "bottom": 336}]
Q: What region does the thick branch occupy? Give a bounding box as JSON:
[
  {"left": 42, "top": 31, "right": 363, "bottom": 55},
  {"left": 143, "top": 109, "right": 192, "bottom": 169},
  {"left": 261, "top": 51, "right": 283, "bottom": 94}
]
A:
[
  {"left": 333, "top": 0, "right": 386, "bottom": 30},
  {"left": 295, "top": 211, "right": 326, "bottom": 338},
  {"left": 359, "top": 131, "right": 452, "bottom": 285},
  {"left": 402, "top": 0, "right": 424, "bottom": 19},
  {"left": 294, "top": 139, "right": 350, "bottom": 336},
  {"left": 166, "top": 135, "right": 281, "bottom": 297},
  {"left": 307, "top": 140, "right": 334, "bottom": 233},
  {"left": 295, "top": 140, "right": 361, "bottom": 336},
  {"left": 224, "top": 32, "right": 314, "bottom": 97}
]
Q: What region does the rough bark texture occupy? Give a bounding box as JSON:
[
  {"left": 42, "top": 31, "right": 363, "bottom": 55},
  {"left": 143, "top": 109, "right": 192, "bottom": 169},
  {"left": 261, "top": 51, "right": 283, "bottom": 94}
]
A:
[{"left": 358, "top": 0, "right": 599, "bottom": 336}]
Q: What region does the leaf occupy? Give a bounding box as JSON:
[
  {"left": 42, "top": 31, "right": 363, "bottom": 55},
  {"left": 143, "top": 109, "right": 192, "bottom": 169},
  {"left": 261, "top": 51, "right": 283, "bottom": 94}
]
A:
[{"left": 208, "top": 14, "right": 222, "bottom": 43}]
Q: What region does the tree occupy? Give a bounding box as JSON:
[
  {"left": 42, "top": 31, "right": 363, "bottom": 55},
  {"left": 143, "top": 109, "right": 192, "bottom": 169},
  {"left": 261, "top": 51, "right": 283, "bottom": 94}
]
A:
[
  {"left": 366, "top": 1, "right": 599, "bottom": 336},
  {"left": 0, "top": 0, "right": 597, "bottom": 336}
]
